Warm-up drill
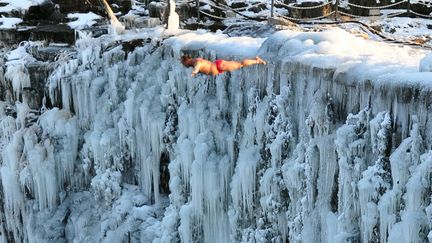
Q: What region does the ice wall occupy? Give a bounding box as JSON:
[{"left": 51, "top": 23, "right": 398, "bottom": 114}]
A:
[{"left": 0, "top": 32, "right": 431, "bottom": 243}]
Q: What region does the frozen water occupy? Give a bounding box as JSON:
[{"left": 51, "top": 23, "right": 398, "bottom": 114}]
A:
[{"left": 0, "top": 27, "right": 431, "bottom": 243}]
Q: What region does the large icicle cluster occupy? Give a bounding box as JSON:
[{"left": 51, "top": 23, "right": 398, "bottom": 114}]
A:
[{"left": 0, "top": 29, "right": 431, "bottom": 243}]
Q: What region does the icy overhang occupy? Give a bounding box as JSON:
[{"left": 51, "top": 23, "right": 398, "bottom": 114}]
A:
[
  {"left": 260, "top": 29, "right": 432, "bottom": 86},
  {"left": 166, "top": 28, "right": 432, "bottom": 84},
  {"left": 162, "top": 28, "right": 432, "bottom": 146}
]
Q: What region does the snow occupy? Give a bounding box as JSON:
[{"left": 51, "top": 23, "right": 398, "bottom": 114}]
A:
[
  {"left": 379, "top": 17, "right": 432, "bottom": 39},
  {"left": 260, "top": 28, "right": 431, "bottom": 84},
  {"left": 67, "top": 12, "right": 102, "bottom": 30},
  {"left": 165, "top": 30, "right": 265, "bottom": 58},
  {"left": 0, "top": 16, "right": 22, "bottom": 29},
  {"left": 0, "top": 0, "right": 46, "bottom": 13},
  {"left": 5, "top": 42, "right": 36, "bottom": 98}
]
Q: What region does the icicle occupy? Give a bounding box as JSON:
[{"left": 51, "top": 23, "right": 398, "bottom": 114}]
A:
[
  {"left": 377, "top": 189, "right": 399, "bottom": 243},
  {"left": 4, "top": 43, "right": 34, "bottom": 99},
  {"left": 390, "top": 151, "right": 432, "bottom": 243},
  {"left": 0, "top": 166, "right": 25, "bottom": 242},
  {"left": 1, "top": 130, "right": 26, "bottom": 242},
  {"left": 136, "top": 92, "right": 165, "bottom": 204},
  {"left": 15, "top": 102, "right": 29, "bottom": 130},
  {"left": 166, "top": 0, "right": 179, "bottom": 34},
  {"left": 28, "top": 143, "right": 58, "bottom": 210},
  {"left": 358, "top": 111, "right": 392, "bottom": 243},
  {"left": 179, "top": 204, "right": 194, "bottom": 243},
  {"left": 335, "top": 108, "right": 371, "bottom": 242},
  {"left": 231, "top": 145, "right": 259, "bottom": 217}
]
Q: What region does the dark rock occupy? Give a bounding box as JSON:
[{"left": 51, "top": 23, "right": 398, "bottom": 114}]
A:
[
  {"left": 22, "top": 87, "right": 42, "bottom": 110},
  {"left": 288, "top": 1, "right": 332, "bottom": 19},
  {"left": 159, "top": 151, "right": 170, "bottom": 194},
  {"left": 50, "top": 5, "right": 67, "bottom": 22},
  {"left": 207, "top": 21, "right": 226, "bottom": 31},
  {"left": 30, "top": 44, "right": 72, "bottom": 62},
  {"left": 122, "top": 38, "right": 153, "bottom": 58},
  {"left": 230, "top": 2, "right": 248, "bottom": 9},
  {"left": 148, "top": 1, "right": 167, "bottom": 19},
  {"left": 410, "top": 3, "right": 432, "bottom": 16},
  {"left": 184, "top": 21, "right": 226, "bottom": 32},
  {"left": 30, "top": 24, "right": 75, "bottom": 44},
  {"left": 0, "top": 28, "right": 32, "bottom": 45},
  {"left": 208, "top": 0, "right": 228, "bottom": 18},
  {"left": 52, "top": 0, "right": 103, "bottom": 14},
  {"left": 110, "top": 0, "right": 132, "bottom": 15},
  {"left": 248, "top": 3, "right": 267, "bottom": 13},
  {"left": 347, "top": 0, "right": 408, "bottom": 16},
  {"left": 25, "top": 0, "right": 55, "bottom": 21},
  {"left": 177, "top": 2, "right": 197, "bottom": 22},
  {"left": 26, "top": 62, "right": 53, "bottom": 109},
  {"left": 81, "top": 26, "right": 109, "bottom": 38}
]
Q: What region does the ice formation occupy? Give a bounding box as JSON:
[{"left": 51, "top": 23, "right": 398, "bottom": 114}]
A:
[
  {"left": 166, "top": 0, "right": 180, "bottom": 33},
  {"left": 420, "top": 53, "right": 432, "bottom": 72},
  {"left": 0, "top": 27, "right": 431, "bottom": 243}
]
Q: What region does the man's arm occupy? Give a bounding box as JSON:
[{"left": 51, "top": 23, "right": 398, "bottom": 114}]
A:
[{"left": 191, "top": 63, "right": 201, "bottom": 76}]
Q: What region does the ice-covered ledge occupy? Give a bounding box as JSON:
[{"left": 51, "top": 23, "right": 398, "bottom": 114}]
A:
[
  {"left": 278, "top": 61, "right": 432, "bottom": 147},
  {"left": 167, "top": 28, "right": 432, "bottom": 146}
]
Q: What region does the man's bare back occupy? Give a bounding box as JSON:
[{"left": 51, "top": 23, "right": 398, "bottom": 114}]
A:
[{"left": 181, "top": 56, "right": 267, "bottom": 76}]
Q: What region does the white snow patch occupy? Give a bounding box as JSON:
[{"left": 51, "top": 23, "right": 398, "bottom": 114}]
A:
[
  {"left": 260, "top": 28, "right": 432, "bottom": 85},
  {"left": 165, "top": 30, "right": 265, "bottom": 58},
  {"left": 0, "top": 17, "right": 22, "bottom": 29},
  {"left": 67, "top": 12, "right": 102, "bottom": 30},
  {"left": 0, "top": 0, "right": 46, "bottom": 12},
  {"left": 5, "top": 43, "right": 36, "bottom": 98}
]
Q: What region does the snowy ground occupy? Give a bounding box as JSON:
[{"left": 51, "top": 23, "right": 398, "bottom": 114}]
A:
[
  {"left": 0, "top": 0, "right": 45, "bottom": 13},
  {"left": 66, "top": 12, "right": 103, "bottom": 30}
]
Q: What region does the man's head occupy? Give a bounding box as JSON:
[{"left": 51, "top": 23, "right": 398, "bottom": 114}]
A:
[{"left": 180, "top": 55, "right": 194, "bottom": 67}]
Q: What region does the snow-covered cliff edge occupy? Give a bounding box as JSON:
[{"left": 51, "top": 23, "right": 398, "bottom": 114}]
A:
[{"left": 0, "top": 28, "right": 431, "bottom": 243}]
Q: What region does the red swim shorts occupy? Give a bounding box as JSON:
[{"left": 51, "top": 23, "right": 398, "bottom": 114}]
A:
[{"left": 214, "top": 59, "right": 224, "bottom": 74}]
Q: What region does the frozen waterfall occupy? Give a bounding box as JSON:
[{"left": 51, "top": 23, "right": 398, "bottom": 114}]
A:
[{"left": 0, "top": 29, "right": 431, "bottom": 243}]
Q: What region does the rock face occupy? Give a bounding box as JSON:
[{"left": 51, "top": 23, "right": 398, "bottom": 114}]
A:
[
  {"left": 51, "top": 0, "right": 131, "bottom": 16},
  {"left": 287, "top": 1, "right": 333, "bottom": 19}
]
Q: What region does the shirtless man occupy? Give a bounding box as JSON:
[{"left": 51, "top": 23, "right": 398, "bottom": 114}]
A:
[{"left": 180, "top": 56, "right": 267, "bottom": 76}]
